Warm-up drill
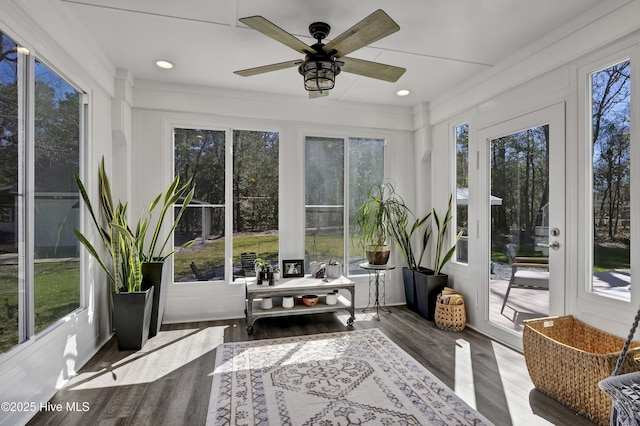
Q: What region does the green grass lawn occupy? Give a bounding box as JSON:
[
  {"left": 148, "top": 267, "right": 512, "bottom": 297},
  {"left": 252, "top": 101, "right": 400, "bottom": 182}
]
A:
[
  {"left": 593, "top": 244, "right": 630, "bottom": 272},
  {"left": 0, "top": 259, "right": 80, "bottom": 354},
  {"left": 491, "top": 244, "right": 629, "bottom": 272},
  {"left": 174, "top": 233, "right": 351, "bottom": 280},
  {"left": 174, "top": 234, "right": 281, "bottom": 281}
]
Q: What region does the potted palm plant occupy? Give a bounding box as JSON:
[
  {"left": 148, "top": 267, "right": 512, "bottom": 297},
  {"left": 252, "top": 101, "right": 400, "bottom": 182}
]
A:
[
  {"left": 73, "top": 157, "right": 194, "bottom": 349},
  {"left": 352, "top": 182, "right": 407, "bottom": 265},
  {"left": 136, "top": 174, "right": 194, "bottom": 337}
]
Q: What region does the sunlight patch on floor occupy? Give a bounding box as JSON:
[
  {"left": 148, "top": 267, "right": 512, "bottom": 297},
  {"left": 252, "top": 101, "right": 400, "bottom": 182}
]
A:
[
  {"left": 65, "top": 325, "right": 228, "bottom": 390},
  {"left": 454, "top": 338, "right": 477, "bottom": 409},
  {"left": 335, "top": 311, "right": 379, "bottom": 325},
  {"left": 491, "top": 340, "right": 552, "bottom": 425}
]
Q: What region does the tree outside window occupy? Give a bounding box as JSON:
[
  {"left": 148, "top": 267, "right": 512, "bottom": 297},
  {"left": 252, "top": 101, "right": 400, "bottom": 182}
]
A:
[
  {"left": 173, "top": 128, "right": 279, "bottom": 282},
  {"left": 590, "top": 60, "right": 630, "bottom": 300}
]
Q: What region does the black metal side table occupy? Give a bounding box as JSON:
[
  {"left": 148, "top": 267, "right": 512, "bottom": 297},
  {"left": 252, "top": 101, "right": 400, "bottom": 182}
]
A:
[{"left": 360, "top": 262, "right": 395, "bottom": 320}]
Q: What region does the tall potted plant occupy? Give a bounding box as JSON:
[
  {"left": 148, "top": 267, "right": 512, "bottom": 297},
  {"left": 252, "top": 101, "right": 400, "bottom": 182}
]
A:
[
  {"left": 388, "top": 206, "right": 432, "bottom": 312},
  {"left": 352, "top": 182, "right": 407, "bottom": 265},
  {"left": 415, "top": 194, "right": 462, "bottom": 320},
  {"left": 73, "top": 158, "right": 194, "bottom": 348},
  {"left": 136, "top": 174, "right": 194, "bottom": 337}
]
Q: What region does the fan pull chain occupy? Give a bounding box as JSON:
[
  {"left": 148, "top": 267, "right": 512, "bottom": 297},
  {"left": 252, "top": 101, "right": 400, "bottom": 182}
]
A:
[{"left": 612, "top": 305, "right": 640, "bottom": 376}]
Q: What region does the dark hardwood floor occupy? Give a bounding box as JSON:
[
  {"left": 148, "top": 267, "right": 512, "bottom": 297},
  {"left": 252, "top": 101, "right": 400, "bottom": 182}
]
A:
[{"left": 27, "top": 307, "right": 595, "bottom": 425}]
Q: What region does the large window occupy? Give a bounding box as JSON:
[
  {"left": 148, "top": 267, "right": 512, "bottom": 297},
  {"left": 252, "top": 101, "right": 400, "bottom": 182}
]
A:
[
  {"left": 304, "top": 136, "right": 384, "bottom": 275},
  {"left": 0, "top": 33, "right": 82, "bottom": 354},
  {"left": 455, "top": 123, "right": 469, "bottom": 264},
  {"left": 589, "top": 59, "right": 631, "bottom": 301},
  {"left": 173, "top": 128, "right": 279, "bottom": 282}
]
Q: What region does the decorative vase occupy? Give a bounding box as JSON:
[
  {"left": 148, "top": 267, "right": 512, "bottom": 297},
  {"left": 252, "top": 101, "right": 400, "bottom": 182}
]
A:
[
  {"left": 325, "top": 263, "right": 342, "bottom": 279},
  {"left": 366, "top": 244, "right": 391, "bottom": 265},
  {"left": 261, "top": 297, "right": 273, "bottom": 310},
  {"left": 325, "top": 291, "right": 338, "bottom": 305},
  {"left": 282, "top": 296, "right": 294, "bottom": 309},
  {"left": 308, "top": 261, "right": 322, "bottom": 277}
]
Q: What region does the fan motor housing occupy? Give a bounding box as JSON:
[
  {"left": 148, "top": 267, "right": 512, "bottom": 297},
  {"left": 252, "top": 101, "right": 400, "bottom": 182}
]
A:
[{"left": 308, "top": 22, "right": 331, "bottom": 41}]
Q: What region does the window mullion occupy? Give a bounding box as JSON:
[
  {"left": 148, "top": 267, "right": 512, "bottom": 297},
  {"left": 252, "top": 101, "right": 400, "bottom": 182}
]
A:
[
  {"left": 18, "top": 51, "right": 36, "bottom": 341},
  {"left": 225, "top": 128, "right": 233, "bottom": 283},
  {"left": 343, "top": 138, "right": 349, "bottom": 273}
]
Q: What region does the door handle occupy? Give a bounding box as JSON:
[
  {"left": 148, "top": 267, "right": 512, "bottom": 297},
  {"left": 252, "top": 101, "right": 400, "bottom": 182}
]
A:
[{"left": 545, "top": 241, "right": 560, "bottom": 250}]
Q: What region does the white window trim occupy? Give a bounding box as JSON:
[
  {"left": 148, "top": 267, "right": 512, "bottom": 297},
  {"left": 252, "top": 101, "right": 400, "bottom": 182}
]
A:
[{"left": 574, "top": 41, "right": 639, "bottom": 318}]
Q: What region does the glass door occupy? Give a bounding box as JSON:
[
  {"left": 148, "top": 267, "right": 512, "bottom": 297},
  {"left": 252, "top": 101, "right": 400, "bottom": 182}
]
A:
[{"left": 478, "top": 104, "right": 565, "bottom": 348}]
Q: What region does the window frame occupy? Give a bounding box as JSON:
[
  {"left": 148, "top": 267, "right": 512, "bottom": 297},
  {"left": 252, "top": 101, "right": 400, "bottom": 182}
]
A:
[
  {"left": 303, "top": 132, "right": 387, "bottom": 277},
  {"left": 1, "top": 35, "right": 87, "bottom": 357},
  {"left": 453, "top": 121, "right": 470, "bottom": 265},
  {"left": 575, "top": 42, "right": 639, "bottom": 314},
  {"left": 170, "top": 124, "right": 281, "bottom": 284}
]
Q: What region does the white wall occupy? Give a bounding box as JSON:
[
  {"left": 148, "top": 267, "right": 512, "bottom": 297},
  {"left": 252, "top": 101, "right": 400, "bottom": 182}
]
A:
[
  {"left": 4, "top": 0, "right": 639, "bottom": 422},
  {"left": 426, "top": 0, "right": 640, "bottom": 340},
  {"left": 0, "top": 2, "right": 116, "bottom": 425},
  {"left": 129, "top": 82, "right": 416, "bottom": 323}
]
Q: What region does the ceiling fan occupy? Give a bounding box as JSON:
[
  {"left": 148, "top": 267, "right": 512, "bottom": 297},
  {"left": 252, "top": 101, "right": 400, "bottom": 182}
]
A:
[{"left": 234, "top": 9, "right": 406, "bottom": 98}]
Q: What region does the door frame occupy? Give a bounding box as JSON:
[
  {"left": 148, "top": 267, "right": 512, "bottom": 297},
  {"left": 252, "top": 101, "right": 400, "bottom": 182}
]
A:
[{"left": 474, "top": 102, "right": 566, "bottom": 350}]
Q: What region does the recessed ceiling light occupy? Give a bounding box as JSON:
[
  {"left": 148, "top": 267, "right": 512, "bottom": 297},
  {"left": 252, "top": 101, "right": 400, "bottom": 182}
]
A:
[
  {"left": 155, "top": 60, "right": 174, "bottom": 69},
  {"left": 396, "top": 89, "right": 410, "bottom": 97}
]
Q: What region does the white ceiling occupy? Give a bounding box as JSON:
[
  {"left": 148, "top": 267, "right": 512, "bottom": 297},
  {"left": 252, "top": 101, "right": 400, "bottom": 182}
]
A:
[{"left": 58, "top": 0, "right": 604, "bottom": 108}]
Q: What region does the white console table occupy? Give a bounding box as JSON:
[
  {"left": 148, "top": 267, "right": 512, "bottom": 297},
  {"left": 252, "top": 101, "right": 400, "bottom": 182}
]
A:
[{"left": 244, "top": 275, "right": 355, "bottom": 334}]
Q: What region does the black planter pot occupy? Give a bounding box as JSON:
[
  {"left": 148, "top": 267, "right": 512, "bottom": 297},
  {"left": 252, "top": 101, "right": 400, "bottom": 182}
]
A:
[
  {"left": 415, "top": 271, "right": 447, "bottom": 321},
  {"left": 142, "top": 261, "right": 165, "bottom": 338},
  {"left": 402, "top": 267, "right": 433, "bottom": 312},
  {"left": 112, "top": 287, "right": 154, "bottom": 351},
  {"left": 401, "top": 267, "right": 426, "bottom": 311},
  {"left": 402, "top": 267, "right": 417, "bottom": 311}
]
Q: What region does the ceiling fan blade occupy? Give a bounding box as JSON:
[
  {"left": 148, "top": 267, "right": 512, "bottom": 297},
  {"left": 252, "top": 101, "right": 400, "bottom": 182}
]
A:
[
  {"left": 309, "top": 90, "right": 329, "bottom": 99},
  {"left": 340, "top": 57, "right": 405, "bottom": 82},
  {"left": 240, "top": 16, "right": 316, "bottom": 55},
  {"left": 234, "top": 60, "right": 302, "bottom": 77},
  {"left": 324, "top": 9, "right": 400, "bottom": 58}
]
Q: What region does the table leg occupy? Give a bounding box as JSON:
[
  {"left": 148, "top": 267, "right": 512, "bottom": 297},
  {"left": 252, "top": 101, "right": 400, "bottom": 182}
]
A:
[
  {"left": 246, "top": 294, "right": 255, "bottom": 333},
  {"left": 347, "top": 287, "right": 355, "bottom": 326}
]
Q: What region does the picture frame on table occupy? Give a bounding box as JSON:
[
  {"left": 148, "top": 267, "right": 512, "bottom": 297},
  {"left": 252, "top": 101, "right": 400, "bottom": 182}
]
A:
[{"left": 282, "top": 259, "right": 304, "bottom": 278}]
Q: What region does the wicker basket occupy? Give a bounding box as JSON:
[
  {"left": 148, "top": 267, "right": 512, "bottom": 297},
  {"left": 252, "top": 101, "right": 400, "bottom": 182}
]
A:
[
  {"left": 523, "top": 315, "right": 640, "bottom": 426},
  {"left": 434, "top": 292, "right": 466, "bottom": 332}
]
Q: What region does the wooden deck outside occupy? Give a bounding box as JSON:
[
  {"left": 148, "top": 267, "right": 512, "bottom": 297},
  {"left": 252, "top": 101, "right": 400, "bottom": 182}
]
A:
[{"left": 489, "top": 279, "right": 549, "bottom": 332}]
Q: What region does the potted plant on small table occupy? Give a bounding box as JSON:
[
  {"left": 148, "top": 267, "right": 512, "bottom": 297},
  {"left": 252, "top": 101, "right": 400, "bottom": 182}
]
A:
[
  {"left": 254, "top": 257, "right": 274, "bottom": 285},
  {"left": 352, "top": 182, "right": 408, "bottom": 265}
]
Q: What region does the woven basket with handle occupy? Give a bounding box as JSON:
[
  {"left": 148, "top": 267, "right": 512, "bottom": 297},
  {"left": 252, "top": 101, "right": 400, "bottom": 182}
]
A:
[
  {"left": 523, "top": 315, "right": 640, "bottom": 426},
  {"left": 434, "top": 289, "right": 466, "bottom": 332}
]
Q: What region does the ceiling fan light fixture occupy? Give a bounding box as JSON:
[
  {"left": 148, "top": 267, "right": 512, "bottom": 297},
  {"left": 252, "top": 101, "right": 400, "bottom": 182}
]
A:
[{"left": 299, "top": 60, "right": 340, "bottom": 92}]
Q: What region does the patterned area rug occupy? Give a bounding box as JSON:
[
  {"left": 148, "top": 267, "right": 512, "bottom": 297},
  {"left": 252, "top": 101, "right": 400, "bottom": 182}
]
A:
[{"left": 207, "top": 328, "right": 493, "bottom": 425}]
